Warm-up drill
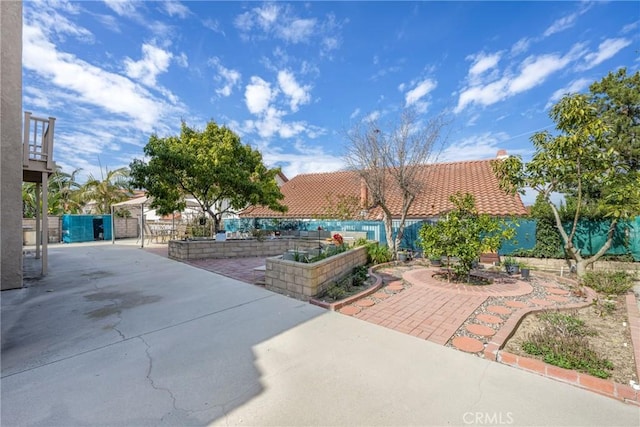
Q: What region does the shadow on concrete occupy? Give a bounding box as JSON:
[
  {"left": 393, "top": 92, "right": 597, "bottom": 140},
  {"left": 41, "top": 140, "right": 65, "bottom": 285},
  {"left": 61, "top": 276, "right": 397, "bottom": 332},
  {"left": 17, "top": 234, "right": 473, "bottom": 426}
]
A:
[{"left": 2, "top": 243, "right": 324, "bottom": 425}]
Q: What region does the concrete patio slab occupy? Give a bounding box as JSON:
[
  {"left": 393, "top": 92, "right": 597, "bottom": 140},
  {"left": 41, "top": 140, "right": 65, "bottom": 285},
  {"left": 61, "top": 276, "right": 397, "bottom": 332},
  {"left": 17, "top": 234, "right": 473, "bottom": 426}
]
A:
[{"left": 2, "top": 242, "right": 638, "bottom": 426}]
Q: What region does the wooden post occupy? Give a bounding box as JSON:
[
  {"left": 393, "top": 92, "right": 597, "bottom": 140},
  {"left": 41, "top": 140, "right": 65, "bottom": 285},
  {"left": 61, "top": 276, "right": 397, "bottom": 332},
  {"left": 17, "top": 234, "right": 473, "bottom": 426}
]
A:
[
  {"left": 42, "top": 171, "right": 48, "bottom": 275},
  {"left": 23, "top": 111, "right": 31, "bottom": 167},
  {"left": 35, "top": 182, "right": 41, "bottom": 259},
  {"left": 45, "top": 117, "right": 55, "bottom": 170}
]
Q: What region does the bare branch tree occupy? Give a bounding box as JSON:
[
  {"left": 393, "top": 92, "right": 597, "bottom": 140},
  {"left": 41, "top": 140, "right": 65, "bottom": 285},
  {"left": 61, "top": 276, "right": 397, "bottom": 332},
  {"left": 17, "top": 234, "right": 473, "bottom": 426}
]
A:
[{"left": 345, "top": 108, "right": 450, "bottom": 258}]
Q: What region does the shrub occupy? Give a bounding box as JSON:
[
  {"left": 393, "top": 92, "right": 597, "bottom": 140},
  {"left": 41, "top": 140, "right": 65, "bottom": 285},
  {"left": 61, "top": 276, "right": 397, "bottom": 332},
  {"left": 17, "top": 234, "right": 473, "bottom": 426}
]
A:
[
  {"left": 366, "top": 243, "right": 392, "bottom": 264},
  {"left": 581, "top": 270, "right": 635, "bottom": 295},
  {"left": 522, "top": 311, "right": 613, "bottom": 378},
  {"left": 325, "top": 283, "right": 347, "bottom": 300}
]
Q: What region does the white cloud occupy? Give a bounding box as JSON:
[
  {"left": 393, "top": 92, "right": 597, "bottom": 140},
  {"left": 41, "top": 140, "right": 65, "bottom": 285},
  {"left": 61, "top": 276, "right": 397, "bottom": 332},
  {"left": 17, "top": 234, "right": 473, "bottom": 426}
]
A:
[
  {"left": 543, "top": 13, "right": 578, "bottom": 37},
  {"left": 439, "top": 132, "right": 518, "bottom": 163},
  {"left": 233, "top": 3, "right": 342, "bottom": 55},
  {"left": 25, "top": 0, "right": 94, "bottom": 43},
  {"left": 256, "top": 3, "right": 280, "bottom": 30},
  {"left": 580, "top": 38, "right": 631, "bottom": 70},
  {"left": 277, "top": 70, "right": 311, "bottom": 112},
  {"left": 455, "top": 44, "right": 585, "bottom": 113},
  {"left": 245, "top": 76, "right": 275, "bottom": 114},
  {"left": 510, "top": 38, "right": 531, "bottom": 56},
  {"left": 468, "top": 52, "right": 501, "bottom": 77},
  {"left": 350, "top": 108, "right": 361, "bottom": 119},
  {"left": 543, "top": 3, "right": 593, "bottom": 37},
  {"left": 546, "top": 78, "right": 591, "bottom": 109},
  {"left": 243, "top": 107, "right": 321, "bottom": 140},
  {"left": 103, "top": 0, "right": 138, "bottom": 18},
  {"left": 262, "top": 144, "right": 346, "bottom": 178},
  {"left": 404, "top": 78, "right": 437, "bottom": 110},
  {"left": 508, "top": 53, "right": 571, "bottom": 94},
  {"left": 280, "top": 18, "right": 317, "bottom": 43},
  {"left": 370, "top": 66, "right": 401, "bottom": 81},
  {"left": 23, "top": 23, "right": 183, "bottom": 133},
  {"left": 209, "top": 57, "right": 241, "bottom": 97},
  {"left": 176, "top": 52, "right": 189, "bottom": 67},
  {"left": 242, "top": 72, "right": 322, "bottom": 140},
  {"left": 95, "top": 14, "right": 122, "bottom": 33},
  {"left": 161, "top": 1, "right": 190, "bottom": 19},
  {"left": 364, "top": 111, "right": 380, "bottom": 122},
  {"left": 124, "top": 43, "right": 173, "bottom": 87},
  {"left": 622, "top": 21, "right": 639, "bottom": 34},
  {"left": 203, "top": 18, "right": 225, "bottom": 36},
  {"left": 455, "top": 78, "right": 510, "bottom": 113}
]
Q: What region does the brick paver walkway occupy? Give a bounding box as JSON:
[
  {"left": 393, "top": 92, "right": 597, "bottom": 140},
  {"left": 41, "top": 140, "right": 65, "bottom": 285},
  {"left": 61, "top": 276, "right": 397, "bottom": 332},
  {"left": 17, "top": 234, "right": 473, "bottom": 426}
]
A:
[
  {"left": 352, "top": 267, "right": 533, "bottom": 345},
  {"left": 355, "top": 287, "right": 486, "bottom": 345},
  {"left": 185, "top": 257, "right": 267, "bottom": 284},
  {"left": 143, "top": 245, "right": 268, "bottom": 285}
]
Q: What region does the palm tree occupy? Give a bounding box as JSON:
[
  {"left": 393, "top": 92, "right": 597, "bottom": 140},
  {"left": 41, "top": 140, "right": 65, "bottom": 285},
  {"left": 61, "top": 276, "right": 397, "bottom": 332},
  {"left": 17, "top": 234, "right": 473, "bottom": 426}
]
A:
[
  {"left": 22, "top": 182, "right": 37, "bottom": 218},
  {"left": 49, "top": 168, "right": 84, "bottom": 214},
  {"left": 22, "top": 167, "right": 84, "bottom": 217},
  {"left": 80, "top": 167, "right": 133, "bottom": 214}
]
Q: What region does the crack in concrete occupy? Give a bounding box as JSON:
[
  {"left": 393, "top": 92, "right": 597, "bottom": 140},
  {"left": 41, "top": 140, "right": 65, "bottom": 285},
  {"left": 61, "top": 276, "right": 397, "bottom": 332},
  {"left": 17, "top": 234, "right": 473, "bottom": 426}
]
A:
[
  {"left": 471, "top": 360, "right": 491, "bottom": 409},
  {"left": 2, "top": 294, "right": 275, "bottom": 380},
  {"left": 138, "top": 336, "right": 191, "bottom": 416}
]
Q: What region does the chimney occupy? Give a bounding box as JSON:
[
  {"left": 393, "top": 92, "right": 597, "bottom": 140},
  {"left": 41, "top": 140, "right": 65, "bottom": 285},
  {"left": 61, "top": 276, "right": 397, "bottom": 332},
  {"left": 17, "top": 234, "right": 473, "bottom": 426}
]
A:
[
  {"left": 496, "top": 149, "right": 508, "bottom": 160},
  {"left": 360, "top": 178, "right": 368, "bottom": 208}
]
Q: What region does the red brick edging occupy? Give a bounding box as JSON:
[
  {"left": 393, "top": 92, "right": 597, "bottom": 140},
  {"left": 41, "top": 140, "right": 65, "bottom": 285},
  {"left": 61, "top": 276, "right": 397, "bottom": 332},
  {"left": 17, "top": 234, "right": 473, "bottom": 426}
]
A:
[
  {"left": 309, "top": 266, "right": 383, "bottom": 311},
  {"left": 483, "top": 275, "right": 640, "bottom": 406}
]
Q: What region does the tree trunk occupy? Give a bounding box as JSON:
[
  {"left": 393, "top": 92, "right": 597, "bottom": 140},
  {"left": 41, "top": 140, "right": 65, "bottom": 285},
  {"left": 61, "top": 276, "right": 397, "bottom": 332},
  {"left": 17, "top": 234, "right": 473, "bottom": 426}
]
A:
[{"left": 575, "top": 260, "right": 588, "bottom": 278}]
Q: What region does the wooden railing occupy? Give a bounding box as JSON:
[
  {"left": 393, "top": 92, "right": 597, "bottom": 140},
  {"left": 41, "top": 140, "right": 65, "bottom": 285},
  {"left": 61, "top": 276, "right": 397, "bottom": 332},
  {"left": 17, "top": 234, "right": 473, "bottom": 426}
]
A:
[{"left": 23, "top": 111, "right": 55, "bottom": 170}]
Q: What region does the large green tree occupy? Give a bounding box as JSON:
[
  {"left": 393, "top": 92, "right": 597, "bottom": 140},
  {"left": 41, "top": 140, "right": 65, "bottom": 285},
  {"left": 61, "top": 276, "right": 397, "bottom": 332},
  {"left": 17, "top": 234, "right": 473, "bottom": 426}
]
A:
[
  {"left": 130, "top": 120, "right": 286, "bottom": 231},
  {"left": 563, "top": 68, "right": 640, "bottom": 216},
  {"left": 492, "top": 70, "right": 640, "bottom": 278},
  {"left": 418, "top": 192, "right": 515, "bottom": 282}
]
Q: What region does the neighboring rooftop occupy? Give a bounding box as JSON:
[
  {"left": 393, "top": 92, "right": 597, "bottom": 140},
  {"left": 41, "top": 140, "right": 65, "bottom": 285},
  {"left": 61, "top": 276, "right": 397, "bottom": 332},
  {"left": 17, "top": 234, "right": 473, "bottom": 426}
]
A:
[{"left": 241, "top": 154, "right": 527, "bottom": 219}]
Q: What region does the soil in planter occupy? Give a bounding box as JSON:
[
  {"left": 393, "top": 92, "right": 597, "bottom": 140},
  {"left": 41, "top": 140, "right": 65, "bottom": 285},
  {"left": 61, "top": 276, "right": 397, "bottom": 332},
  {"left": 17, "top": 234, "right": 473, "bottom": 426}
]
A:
[
  {"left": 503, "top": 294, "right": 638, "bottom": 385},
  {"left": 432, "top": 270, "right": 492, "bottom": 286},
  {"left": 316, "top": 267, "right": 377, "bottom": 303}
]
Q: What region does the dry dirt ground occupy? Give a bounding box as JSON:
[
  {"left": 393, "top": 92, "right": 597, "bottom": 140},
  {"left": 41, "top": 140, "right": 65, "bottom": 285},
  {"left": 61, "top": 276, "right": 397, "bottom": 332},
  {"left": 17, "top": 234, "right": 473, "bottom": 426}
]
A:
[{"left": 504, "top": 293, "right": 638, "bottom": 385}]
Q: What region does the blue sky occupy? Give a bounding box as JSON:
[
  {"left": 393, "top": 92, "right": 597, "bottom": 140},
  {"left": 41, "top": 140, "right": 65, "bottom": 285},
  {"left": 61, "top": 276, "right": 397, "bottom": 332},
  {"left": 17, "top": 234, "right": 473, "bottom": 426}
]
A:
[{"left": 23, "top": 1, "right": 639, "bottom": 204}]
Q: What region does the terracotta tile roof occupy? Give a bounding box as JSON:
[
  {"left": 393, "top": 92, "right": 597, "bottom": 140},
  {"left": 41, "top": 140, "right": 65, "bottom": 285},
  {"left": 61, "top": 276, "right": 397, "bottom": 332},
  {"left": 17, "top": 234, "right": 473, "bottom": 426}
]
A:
[{"left": 241, "top": 159, "right": 527, "bottom": 219}]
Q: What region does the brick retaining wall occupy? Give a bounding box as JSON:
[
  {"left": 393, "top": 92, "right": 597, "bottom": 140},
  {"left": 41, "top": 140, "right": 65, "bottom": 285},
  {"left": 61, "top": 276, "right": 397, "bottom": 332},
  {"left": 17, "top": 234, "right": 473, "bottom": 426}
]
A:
[
  {"left": 265, "top": 246, "right": 368, "bottom": 301},
  {"left": 513, "top": 256, "right": 639, "bottom": 275},
  {"left": 168, "top": 238, "right": 323, "bottom": 260}
]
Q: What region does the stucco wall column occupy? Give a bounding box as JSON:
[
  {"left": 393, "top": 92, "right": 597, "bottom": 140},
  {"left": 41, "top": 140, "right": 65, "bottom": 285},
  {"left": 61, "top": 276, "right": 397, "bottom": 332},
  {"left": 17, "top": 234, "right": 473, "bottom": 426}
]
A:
[{"left": 1, "top": 1, "right": 24, "bottom": 290}]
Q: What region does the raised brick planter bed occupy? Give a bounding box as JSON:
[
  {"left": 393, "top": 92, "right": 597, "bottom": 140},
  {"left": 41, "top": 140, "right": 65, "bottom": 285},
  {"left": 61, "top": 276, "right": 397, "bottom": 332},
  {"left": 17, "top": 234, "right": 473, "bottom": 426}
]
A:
[
  {"left": 265, "top": 246, "right": 368, "bottom": 301},
  {"left": 168, "top": 238, "right": 320, "bottom": 260}
]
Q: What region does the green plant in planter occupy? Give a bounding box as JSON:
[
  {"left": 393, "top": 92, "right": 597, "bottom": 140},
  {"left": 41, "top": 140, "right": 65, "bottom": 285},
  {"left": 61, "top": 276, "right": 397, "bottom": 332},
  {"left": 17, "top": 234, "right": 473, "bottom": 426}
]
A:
[
  {"left": 397, "top": 250, "right": 410, "bottom": 262},
  {"left": 419, "top": 192, "right": 516, "bottom": 282},
  {"left": 503, "top": 257, "right": 520, "bottom": 275},
  {"left": 366, "top": 243, "right": 392, "bottom": 264}
]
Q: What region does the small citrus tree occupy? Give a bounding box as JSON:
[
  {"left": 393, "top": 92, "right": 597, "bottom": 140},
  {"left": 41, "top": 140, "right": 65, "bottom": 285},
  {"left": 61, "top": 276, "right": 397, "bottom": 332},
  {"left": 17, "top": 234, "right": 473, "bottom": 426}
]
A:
[{"left": 418, "top": 193, "right": 515, "bottom": 282}]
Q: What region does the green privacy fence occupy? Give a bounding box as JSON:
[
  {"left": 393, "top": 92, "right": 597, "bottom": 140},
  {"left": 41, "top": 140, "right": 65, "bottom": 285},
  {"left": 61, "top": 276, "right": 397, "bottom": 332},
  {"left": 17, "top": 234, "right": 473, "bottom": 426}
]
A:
[
  {"left": 223, "top": 218, "right": 534, "bottom": 254},
  {"left": 561, "top": 217, "right": 640, "bottom": 261},
  {"left": 226, "top": 216, "right": 639, "bottom": 261}
]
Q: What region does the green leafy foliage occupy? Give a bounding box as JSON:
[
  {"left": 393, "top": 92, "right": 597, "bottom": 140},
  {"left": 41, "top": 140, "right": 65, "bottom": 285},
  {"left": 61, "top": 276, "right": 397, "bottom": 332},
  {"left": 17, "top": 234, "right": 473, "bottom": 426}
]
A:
[
  {"left": 321, "top": 265, "right": 371, "bottom": 302},
  {"left": 513, "top": 194, "right": 565, "bottom": 258},
  {"left": 418, "top": 192, "right": 515, "bottom": 281},
  {"left": 492, "top": 69, "right": 640, "bottom": 276},
  {"left": 130, "top": 120, "right": 286, "bottom": 231},
  {"left": 522, "top": 311, "right": 613, "bottom": 379},
  {"left": 366, "top": 242, "right": 393, "bottom": 264},
  {"left": 79, "top": 167, "right": 132, "bottom": 214},
  {"left": 23, "top": 167, "right": 85, "bottom": 217},
  {"left": 581, "top": 270, "right": 635, "bottom": 295}
]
